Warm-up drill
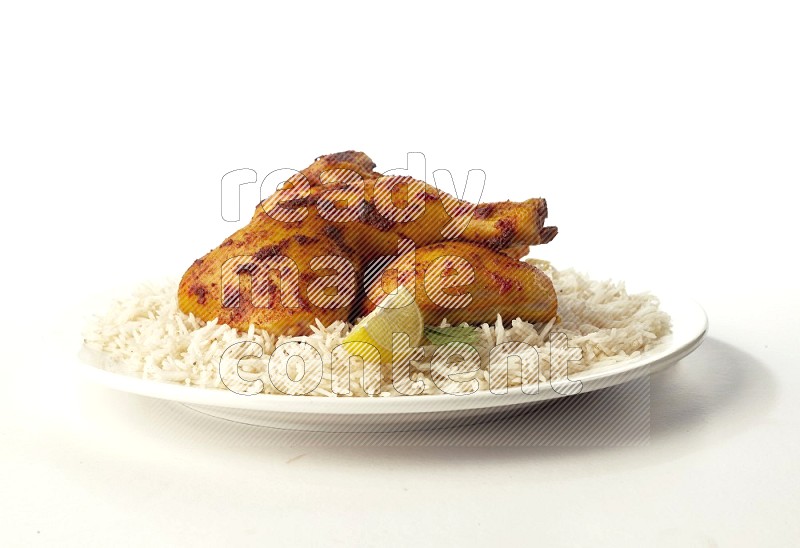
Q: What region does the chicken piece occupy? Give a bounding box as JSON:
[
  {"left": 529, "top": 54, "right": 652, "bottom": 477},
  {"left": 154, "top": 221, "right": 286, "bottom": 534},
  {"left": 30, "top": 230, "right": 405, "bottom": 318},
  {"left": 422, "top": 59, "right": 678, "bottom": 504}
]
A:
[
  {"left": 261, "top": 170, "right": 556, "bottom": 256},
  {"left": 178, "top": 151, "right": 558, "bottom": 335},
  {"left": 178, "top": 216, "right": 360, "bottom": 335},
  {"left": 370, "top": 176, "right": 557, "bottom": 249},
  {"left": 361, "top": 241, "right": 557, "bottom": 327}
]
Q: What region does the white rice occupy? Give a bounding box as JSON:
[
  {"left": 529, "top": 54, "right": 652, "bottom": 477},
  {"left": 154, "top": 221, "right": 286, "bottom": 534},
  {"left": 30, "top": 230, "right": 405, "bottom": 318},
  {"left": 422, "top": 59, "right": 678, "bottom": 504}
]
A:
[{"left": 82, "top": 260, "right": 671, "bottom": 397}]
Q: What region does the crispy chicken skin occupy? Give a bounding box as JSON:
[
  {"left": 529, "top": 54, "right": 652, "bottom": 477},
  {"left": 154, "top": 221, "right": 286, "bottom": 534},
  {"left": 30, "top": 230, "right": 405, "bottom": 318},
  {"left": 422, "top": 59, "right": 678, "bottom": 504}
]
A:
[
  {"left": 360, "top": 240, "right": 558, "bottom": 327},
  {"left": 178, "top": 151, "right": 558, "bottom": 335}
]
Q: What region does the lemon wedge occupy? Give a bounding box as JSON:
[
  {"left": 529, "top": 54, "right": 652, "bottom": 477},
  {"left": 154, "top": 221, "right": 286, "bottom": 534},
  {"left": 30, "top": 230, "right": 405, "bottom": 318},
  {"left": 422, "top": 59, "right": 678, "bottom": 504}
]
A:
[{"left": 343, "top": 286, "right": 423, "bottom": 363}]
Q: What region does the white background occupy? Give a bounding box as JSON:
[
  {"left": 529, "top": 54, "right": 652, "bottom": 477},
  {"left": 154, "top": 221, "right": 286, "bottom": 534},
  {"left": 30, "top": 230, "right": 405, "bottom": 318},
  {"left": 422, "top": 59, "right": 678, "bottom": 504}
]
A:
[{"left": 2, "top": 1, "right": 799, "bottom": 546}]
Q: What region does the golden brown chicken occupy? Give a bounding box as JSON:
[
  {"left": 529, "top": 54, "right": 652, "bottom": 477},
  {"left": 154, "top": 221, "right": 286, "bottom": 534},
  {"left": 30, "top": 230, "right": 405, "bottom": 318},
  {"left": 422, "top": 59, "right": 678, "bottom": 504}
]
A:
[
  {"left": 178, "top": 151, "right": 558, "bottom": 335},
  {"left": 360, "top": 240, "right": 557, "bottom": 326}
]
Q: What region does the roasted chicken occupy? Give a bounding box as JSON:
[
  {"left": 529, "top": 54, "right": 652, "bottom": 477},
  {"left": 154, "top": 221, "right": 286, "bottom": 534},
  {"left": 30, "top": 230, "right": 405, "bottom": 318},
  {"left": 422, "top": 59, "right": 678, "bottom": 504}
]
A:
[
  {"left": 361, "top": 240, "right": 558, "bottom": 327},
  {"left": 178, "top": 151, "right": 558, "bottom": 335}
]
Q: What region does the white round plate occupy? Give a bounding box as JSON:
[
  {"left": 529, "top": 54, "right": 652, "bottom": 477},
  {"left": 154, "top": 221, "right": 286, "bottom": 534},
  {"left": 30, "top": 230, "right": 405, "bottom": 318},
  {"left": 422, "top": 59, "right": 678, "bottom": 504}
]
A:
[{"left": 77, "top": 292, "right": 707, "bottom": 432}]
